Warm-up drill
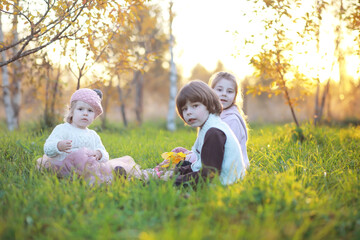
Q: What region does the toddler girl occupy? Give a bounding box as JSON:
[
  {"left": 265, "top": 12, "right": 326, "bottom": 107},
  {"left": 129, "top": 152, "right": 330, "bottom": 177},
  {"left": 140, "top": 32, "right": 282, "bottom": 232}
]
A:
[
  {"left": 173, "top": 80, "right": 246, "bottom": 186},
  {"left": 209, "top": 71, "right": 249, "bottom": 168},
  {"left": 36, "top": 88, "right": 115, "bottom": 184}
]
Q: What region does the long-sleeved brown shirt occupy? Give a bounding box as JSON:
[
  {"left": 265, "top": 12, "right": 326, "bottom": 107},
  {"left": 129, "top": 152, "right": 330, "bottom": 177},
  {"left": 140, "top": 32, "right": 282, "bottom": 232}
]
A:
[{"left": 174, "top": 127, "right": 226, "bottom": 186}]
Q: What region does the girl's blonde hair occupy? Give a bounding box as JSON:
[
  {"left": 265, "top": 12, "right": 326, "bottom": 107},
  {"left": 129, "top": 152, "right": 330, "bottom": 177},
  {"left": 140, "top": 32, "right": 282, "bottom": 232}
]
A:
[
  {"left": 64, "top": 101, "right": 78, "bottom": 124},
  {"left": 208, "top": 71, "right": 244, "bottom": 110},
  {"left": 176, "top": 80, "right": 222, "bottom": 122}
]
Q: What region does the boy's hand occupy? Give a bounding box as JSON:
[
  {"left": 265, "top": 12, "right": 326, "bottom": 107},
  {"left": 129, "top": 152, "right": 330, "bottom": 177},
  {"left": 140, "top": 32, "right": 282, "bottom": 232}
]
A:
[
  {"left": 185, "top": 152, "right": 197, "bottom": 163},
  {"left": 57, "top": 140, "right": 72, "bottom": 153}
]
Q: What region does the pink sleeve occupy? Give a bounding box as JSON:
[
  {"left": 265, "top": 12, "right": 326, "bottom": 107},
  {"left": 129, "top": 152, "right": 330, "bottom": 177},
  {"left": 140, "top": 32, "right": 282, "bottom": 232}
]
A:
[
  {"left": 226, "top": 119, "right": 243, "bottom": 142},
  {"left": 171, "top": 147, "right": 189, "bottom": 153}
]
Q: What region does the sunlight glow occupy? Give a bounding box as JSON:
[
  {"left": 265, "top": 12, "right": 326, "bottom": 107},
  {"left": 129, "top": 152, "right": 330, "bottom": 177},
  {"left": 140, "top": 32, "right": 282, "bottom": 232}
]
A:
[
  {"left": 346, "top": 55, "right": 360, "bottom": 81},
  {"left": 4, "top": 0, "right": 358, "bottom": 85},
  {"left": 170, "top": 0, "right": 359, "bottom": 84}
]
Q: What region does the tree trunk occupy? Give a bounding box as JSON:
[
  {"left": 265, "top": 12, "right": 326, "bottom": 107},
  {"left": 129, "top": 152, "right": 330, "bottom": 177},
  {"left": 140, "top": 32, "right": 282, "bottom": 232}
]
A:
[
  {"left": 50, "top": 65, "right": 61, "bottom": 115},
  {"left": 44, "top": 62, "right": 51, "bottom": 126},
  {"left": 0, "top": 48, "right": 16, "bottom": 131},
  {"left": 0, "top": 12, "right": 16, "bottom": 130},
  {"left": 336, "top": 0, "right": 346, "bottom": 94},
  {"left": 318, "top": 79, "right": 330, "bottom": 123},
  {"left": 242, "top": 82, "right": 248, "bottom": 115},
  {"left": 167, "top": 2, "right": 177, "bottom": 131},
  {"left": 117, "top": 77, "right": 128, "bottom": 127},
  {"left": 101, "top": 79, "right": 112, "bottom": 129},
  {"left": 283, "top": 84, "right": 300, "bottom": 128},
  {"left": 314, "top": 80, "right": 320, "bottom": 126},
  {"left": 11, "top": 3, "right": 21, "bottom": 129},
  {"left": 133, "top": 70, "right": 143, "bottom": 125},
  {"left": 76, "top": 71, "right": 82, "bottom": 90},
  {"left": 167, "top": 59, "right": 177, "bottom": 131},
  {"left": 276, "top": 52, "right": 300, "bottom": 128},
  {"left": 313, "top": 0, "right": 324, "bottom": 126},
  {"left": 326, "top": 83, "right": 332, "bottom": 120}
]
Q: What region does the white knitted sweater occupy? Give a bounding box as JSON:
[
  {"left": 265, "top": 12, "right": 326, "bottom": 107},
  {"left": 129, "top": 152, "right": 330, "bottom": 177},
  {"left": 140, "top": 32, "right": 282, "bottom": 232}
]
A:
[{"left": 44, "top": 123, "right": 109, "bottom": 162}]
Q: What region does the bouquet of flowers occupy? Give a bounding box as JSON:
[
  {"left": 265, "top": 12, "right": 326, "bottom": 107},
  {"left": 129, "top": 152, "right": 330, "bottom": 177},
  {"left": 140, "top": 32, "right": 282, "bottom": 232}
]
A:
[
  {"left": 159, "top": 151, "right": 187, "bottom": 168},
  {"left": 152, "top": 147, "right": 197, "bottom": 179}
]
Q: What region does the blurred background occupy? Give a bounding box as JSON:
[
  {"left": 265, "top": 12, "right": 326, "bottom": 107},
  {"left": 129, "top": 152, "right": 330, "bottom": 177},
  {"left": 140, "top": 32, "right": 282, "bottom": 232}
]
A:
[{"left": 0, "top": 0, "right": 359, "bottom": 131}]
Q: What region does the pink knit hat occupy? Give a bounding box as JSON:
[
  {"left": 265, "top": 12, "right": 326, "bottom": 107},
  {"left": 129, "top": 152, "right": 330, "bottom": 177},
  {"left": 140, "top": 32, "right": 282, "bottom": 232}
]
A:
[{"left": 70, "top": 88, "right": 103, "bottom": 118}]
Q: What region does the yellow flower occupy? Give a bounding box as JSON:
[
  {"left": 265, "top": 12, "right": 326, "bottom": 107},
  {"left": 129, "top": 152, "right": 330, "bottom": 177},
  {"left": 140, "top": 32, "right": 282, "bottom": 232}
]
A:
[{"left": 160, "top": 151, "right": 186, "bottom": 168}]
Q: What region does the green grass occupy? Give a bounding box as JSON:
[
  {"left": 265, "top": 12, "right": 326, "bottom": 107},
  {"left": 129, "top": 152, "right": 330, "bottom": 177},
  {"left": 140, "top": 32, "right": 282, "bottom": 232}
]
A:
[{"left": 0, "top": 121, "right": 359, "bottom": 239}]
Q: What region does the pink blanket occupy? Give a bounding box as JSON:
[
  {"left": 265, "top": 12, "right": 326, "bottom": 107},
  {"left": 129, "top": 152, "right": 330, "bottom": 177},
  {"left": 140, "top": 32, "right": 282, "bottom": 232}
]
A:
[
  {"left": 37, "top": 148, "right": 113, "bottom": 184},
  {"left": 36, "top": 148, "right": 147, "bottom": 184}
]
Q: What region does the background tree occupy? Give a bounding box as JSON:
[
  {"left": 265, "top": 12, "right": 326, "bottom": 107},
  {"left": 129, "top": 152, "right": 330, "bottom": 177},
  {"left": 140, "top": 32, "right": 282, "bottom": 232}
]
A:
[
  {"left": 245, "top": 0, "right": 308, "bottom": 131},
  {"left": 167, "top": 1, "right": 177, "bottom": 131},
  {"left": 312, "top": 0, "right": 359, "bottom": 124},
  {"left": 0, "top": 0, "right": 145, "bottom": 66},
  {"left": 89, "top": 4, "right": 168, "bottom": 127},
  {"left": 0, "top": 1, "right": 22, "bottom": 130},
  {"left": 41, "top": 53, "right": 60, "bottom": 127},
  {"left": 120, "top": 5, "right": 167, "bottom": 126},
  {"left": 0, "top": 0, "right": 146, "bottom": 130},
  {"left": 22, "top": 47, "right": 69, "bottom": 129},
  {"left": 213, "top": 60, "right": 225, "bottom": 74},
  {"left": 0, "top": 11, "right": 16, "bottom": 130},
  {"left": 344, "top": 0, "right": 360, "bottom": 121},
  {"left": 189, "top": 63, "right": 212, "bottom": 82},
  {"left": 130, "top": 8, "right": 161, "bottom": 125},
  {"left": 306, "top": 0, "right": 329, "bottom": 126}
]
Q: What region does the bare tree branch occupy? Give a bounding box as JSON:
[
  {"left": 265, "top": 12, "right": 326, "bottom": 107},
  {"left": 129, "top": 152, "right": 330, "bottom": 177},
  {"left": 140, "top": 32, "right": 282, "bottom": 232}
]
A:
[{"left": 0, "top": 2, "right": 87, "bottom": 67}]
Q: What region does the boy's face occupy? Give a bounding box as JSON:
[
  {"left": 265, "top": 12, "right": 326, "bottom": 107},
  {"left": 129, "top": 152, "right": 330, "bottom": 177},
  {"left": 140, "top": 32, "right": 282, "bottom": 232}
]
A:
[
  {"left": 71, "top": 101, "right": 95, "bottom": 129},
  {"left": 182, "top": 101, "right": 209, "bottom": 128},
  {"left": 213, "top": 78, "right": 236, "bottom": 110}
]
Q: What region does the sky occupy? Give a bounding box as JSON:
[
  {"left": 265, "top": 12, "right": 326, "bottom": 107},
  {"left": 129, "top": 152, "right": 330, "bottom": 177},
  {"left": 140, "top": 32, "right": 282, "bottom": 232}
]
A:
[
  {"left": 2, "top": 0, "right": 358, "bottom": 83},
  {"left": 168, "top": 0, "right": 256, "bottom": 79},
  {"left": 2, "top": 0, "right": 255, "bottom": 80},
  {"left": 159, "top": 0, "right": 360, "bottom": 82}
]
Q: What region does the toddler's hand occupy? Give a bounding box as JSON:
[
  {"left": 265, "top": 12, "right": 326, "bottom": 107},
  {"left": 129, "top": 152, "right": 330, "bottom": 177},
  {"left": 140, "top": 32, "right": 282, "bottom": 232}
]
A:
[
  {"left": 87, "top": 150, "right": 102, "bottom": 161},
  {"left": 95, "top": 150, "right": 102, "bottom": 160},
  {"left": 57, "top": 140, "right": 72, "bottom": 153}
]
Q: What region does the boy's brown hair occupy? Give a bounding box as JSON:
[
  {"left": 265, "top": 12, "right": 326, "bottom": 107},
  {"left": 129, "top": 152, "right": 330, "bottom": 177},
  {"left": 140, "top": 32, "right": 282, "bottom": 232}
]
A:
[{"left": 176, "top": 80, "right": 222, "bottom": 122}]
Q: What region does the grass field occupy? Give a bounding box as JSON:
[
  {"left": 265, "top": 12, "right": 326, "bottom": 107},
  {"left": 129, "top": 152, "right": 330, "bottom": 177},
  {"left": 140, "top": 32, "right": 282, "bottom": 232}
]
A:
[{"left": 0, "top": 121, "right": 359, "bottom": 239}]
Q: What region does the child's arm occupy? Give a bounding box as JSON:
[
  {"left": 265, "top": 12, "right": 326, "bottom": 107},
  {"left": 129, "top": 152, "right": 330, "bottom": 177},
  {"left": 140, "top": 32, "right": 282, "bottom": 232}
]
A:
[
  {"left": 171, "top": 147, "right": 189, "bottom": 153},
  {"left": 226, "top": 116, "right": 248, "bottom": 144},
  {"left": 226, "top": 118, "right": 242, "bottom": 141},
  {"left": 174, "top": 128, "right": 226, "bottom": 186},
  {"left": 157, "top": 147, "right": 197, "bottom": 168},
  {"left": 200, "top": 128, "right": 226, "bottom": 176},
  {"left": 44, "top": 125, "right": 67, "bottom": 157},
  {"left": 93, "top": 132, "right": 109, "bottom": 162},
  {"left": 171, "top": 147, "right": 198, "bottom": 163}
]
